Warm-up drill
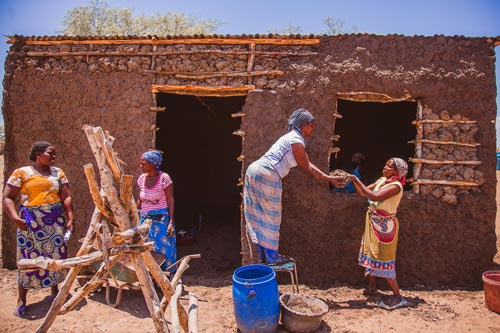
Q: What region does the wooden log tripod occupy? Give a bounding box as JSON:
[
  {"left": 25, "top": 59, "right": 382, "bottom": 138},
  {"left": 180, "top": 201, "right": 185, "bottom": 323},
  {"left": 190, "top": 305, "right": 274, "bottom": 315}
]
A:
[{"left": 19, "top": 125, "right": 199, "bottom": 333}]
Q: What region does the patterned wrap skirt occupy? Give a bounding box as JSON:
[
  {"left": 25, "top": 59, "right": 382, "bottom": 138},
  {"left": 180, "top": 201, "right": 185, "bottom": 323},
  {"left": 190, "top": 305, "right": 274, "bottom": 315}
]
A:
[
  {"left": 17, "top": 202, "right": 67, "bottom": 289},
  {"left": 243, "top": 160, "right": 282, "bottom": 251},
  {"left": 140, "top": 208, "right": 177, "bottom": 271},
  {"left": 358, "top": 209, "right": 399, "bottom": 279}
]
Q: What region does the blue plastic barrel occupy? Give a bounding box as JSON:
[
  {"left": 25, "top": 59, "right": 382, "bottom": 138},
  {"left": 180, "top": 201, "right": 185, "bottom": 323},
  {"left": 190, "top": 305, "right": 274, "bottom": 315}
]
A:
[
  {"left": 496, "top": 152, "right": 500, "bottom": 170},
  {"left": 232, "top": 264, "right": 280, "bottom": 333}
]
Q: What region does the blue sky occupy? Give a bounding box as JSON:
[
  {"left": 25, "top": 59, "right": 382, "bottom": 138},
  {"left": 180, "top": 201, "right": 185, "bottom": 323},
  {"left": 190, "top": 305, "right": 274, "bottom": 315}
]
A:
[{"left": 1, "top": 0, "right": 499, "bottom": 140}]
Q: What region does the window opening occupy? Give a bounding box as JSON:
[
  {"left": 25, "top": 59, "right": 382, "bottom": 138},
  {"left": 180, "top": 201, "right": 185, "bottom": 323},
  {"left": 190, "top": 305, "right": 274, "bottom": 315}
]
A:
[{"left": 330, "top": 99, "right": 417, "bottom": 191}]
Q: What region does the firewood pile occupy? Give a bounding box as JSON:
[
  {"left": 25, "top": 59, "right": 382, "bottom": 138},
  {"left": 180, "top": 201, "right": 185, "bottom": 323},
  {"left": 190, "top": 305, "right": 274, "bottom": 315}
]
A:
[{"left": 17, "top": 125, "right": 199, "bottom": 333}]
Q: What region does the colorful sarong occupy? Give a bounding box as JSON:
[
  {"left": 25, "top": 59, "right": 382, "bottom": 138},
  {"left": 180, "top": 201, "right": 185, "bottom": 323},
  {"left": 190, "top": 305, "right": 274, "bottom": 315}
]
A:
[
  {"left": 358, "top": 209, "right": 399, "bottom": 279},
  {"left": 243, "top": 160, "right": 282, "bottom": 250},
  {"left": 17, "top": 202, "right": 67, "bottom": 289},
  {"left": 140, "top": 208, "right": 177, "bottom": 271}
]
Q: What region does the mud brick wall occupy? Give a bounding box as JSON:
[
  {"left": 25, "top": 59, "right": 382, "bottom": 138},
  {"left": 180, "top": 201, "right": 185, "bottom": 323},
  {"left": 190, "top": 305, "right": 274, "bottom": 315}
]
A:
[
  {"left": 2, "top": 35, "right": 498, "bottom": 286},
  {"left": 240, "top": 35, "right": 497, "bottom": 286}
]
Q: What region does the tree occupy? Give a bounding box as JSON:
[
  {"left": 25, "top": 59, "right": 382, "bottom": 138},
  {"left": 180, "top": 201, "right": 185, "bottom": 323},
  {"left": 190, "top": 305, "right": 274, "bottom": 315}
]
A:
[
  {"left": 269, "top": 17, "right": 362, "bottom": 36},
  {"left": 322, "top": 16, "right": 361, "bottom": 35},
  {"left": 269, "top": 23, "right": 304, "bottom": 35},
  {"left": 61, "top": 0, "right": 222, "bottom": 36}
]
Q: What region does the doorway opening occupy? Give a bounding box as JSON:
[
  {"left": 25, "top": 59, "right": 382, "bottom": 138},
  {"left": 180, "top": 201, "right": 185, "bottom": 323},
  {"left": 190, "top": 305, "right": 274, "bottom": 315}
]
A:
[
  {"left": 155, "top": 93, "right": 245, "bottom": 274},
  {"left": 330, "top": 99, "right": 417, "bottom": 190}
]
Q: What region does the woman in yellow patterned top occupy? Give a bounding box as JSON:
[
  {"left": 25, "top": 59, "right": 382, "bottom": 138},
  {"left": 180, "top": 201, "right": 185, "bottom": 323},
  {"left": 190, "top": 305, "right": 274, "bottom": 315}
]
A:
[
  {"left": 2, "top": 141, "right": 74, "bottom": 317},
  {"left": 349, "top": 157, "right": 408, "bottom": 310}
]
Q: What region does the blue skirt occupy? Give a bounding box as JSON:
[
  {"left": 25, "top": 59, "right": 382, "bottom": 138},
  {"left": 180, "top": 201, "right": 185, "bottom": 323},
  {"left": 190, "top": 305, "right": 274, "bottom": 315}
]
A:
[{"left": 140, "top": 208, "right": 177, "bottom": 271}]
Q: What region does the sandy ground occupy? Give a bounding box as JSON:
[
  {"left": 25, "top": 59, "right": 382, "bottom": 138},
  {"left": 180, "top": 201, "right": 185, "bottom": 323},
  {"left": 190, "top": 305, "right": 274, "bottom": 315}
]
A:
[{"left": 0, "top": 153, "right": 499, "bottom": 333}]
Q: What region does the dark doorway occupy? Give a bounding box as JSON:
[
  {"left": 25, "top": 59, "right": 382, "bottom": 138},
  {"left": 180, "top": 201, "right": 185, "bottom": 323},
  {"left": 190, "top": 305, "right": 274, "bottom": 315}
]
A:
[
  {"left": 330, "top": 100, "right": 416, "bottom": 190},
  {"left": 155, "top": 93, "right": 245, "bottom": 274}
]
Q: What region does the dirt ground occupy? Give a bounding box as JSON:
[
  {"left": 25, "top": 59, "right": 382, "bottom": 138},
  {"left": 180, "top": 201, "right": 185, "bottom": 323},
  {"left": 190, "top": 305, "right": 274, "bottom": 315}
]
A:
[{"left": 0, "top": 154, "right": 499, "bottom": 333}]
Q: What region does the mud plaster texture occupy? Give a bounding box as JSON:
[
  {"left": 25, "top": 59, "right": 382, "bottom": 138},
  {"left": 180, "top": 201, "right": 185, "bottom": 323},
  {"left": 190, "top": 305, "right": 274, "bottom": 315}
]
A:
[{"left": 2, "top": 34, "right": 498, "bottom": 287}]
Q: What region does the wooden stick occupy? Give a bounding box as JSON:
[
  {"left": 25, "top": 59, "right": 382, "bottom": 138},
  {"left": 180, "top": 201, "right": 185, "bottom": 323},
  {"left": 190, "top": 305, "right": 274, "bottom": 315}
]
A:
[
  {"left": 159, "top": 255, "right": 201, "bottom": 329},
  {"left": 109, "top": 243, "right": 155, "bottom": 255},
  {"left": 142, "top": 252, "right": 188, "bottom": 332},
  {"left": 232, "top": 130, "right": 245, "bottom": 137},
  {"left": 58, "top": 255, "right": 120, "bottom": 315},
  {"left": 149, "top": 106, "right": 166, "bottom": 112},
  {"left": 409, "top": 157, "right": 482, "bottom": 165},
  {"left": 414, "top": 100, "right": 424, "bottom": 194},
  {"left": 18, "top": 251, "right": 104, "bottom": 271},
  {"left": 83, "top": 164, "right": 113, "bottom": 219},
  {"left": 14, "top": 37, "right": 320, "bottom": 46},
  {"left": 26, "top": 50, "right": 317, "bottom": 57},
  {"left": 170, "top": 282, "right": 183, "bottom": 333},
  {"left": 337, "top": 92, "right": 417, "bottom": 103},
  {"left": 169, "top": 255, "right": 201, "bottom": 288},
  {"left": 112, "top": 220, "right": 151, "bottom": 245},
  {"left": 412, "top": 119, "right": 477, "bottom": 125},
  {"left": 83, "top": 125, "right": 132, "bottom": 231},
  {"left": 188, "top": 293, "right": 199, "bottom": 333},
  {"left": 120, "top": 175, "right": 133, "bottom": 207},
  {"left": 37, "top": 209, "right": 101, "bottom": 332},
  {"left": 408, "top": 139, "right": 481, "bottom": 147},
  {"left": 174, "top": 70, "right": 283, "bottom": 79},
  {"left": 119, "top": 175, "right": 140, "bottom": 228},
  {"left": 231, "top": 112, "right": 246, "bottom": 118},
  {"left": 152, "top": 84, "right": 255, "bottom": 94},
  {"left": 246, "top": 42, "right": 256, "bottom": 85},
  {"left": 411, "top": 179, "right": 480, "bottom": 186},
  {"left": 131, "top": 253, "right": 169, "bottom": 333}
]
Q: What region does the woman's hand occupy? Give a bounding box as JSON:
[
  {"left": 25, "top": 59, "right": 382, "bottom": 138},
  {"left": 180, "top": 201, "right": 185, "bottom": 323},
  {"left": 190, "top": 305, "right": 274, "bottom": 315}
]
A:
[
  {"left": 14, "top": 217, "right": 28, "bottom": 231},
  {"left": 167, "top": 221, "right": 175, "bottom": 238},
  {"left": 329, "top": 175, "right": 347, "bottom": 188},
  {"left": 348, "top": 174, "right": 359, "bottom": 183},
  {"left": 66, "top": 219, "right": 75, "bottom": 232}
]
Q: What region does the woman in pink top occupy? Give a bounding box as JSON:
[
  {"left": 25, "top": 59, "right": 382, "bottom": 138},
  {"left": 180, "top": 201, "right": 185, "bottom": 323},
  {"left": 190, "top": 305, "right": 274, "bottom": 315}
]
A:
[{"left": 136, "top": 150, "right": 176, "bottom": 271}]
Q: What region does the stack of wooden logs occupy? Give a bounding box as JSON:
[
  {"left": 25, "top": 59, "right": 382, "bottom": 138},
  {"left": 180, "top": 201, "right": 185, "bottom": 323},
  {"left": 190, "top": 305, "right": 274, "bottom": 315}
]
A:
[{"left": 17, "top": 125, "right": 199, "bottom": 333}]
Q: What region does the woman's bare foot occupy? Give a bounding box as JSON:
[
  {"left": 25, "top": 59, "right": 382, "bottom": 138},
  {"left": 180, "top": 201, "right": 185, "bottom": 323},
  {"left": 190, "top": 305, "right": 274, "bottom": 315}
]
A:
[
  {"left": 363, "top": 288, "right": 378, "bottom": 296},
  {"left": 384, "top": 295, "right": 403, "bottom": 307}
]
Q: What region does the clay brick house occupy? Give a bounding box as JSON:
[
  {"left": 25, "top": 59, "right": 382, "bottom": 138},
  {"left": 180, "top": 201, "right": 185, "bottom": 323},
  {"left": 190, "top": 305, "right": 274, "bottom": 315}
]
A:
[{"left": 2, "top": 34, "right": 499, "bottom": 286}]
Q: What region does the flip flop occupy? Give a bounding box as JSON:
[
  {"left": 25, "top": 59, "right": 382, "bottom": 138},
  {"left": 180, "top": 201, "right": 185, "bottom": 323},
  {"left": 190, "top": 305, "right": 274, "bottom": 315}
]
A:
[
  {"left": 376, "top": 297, "right": 408, "bottom": 310},
  {"left": 376, "top": 300, "right": 392, "bottom": 310},
  {"left": 13, "top": 304, "right": 27, "bottom": 317},
  {"left": 390, "top": 297, "right": 408, "bottom": 309}
]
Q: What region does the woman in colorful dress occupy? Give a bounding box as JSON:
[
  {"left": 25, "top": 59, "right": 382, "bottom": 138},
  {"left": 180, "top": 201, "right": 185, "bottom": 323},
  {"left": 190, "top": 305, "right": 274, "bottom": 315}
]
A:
[
  {"left": 136, "top": 150, "right": 177, "bottom": 272},
  {"left": 349, "top": 157, "right": 408, "bottom": 309},
  {"left": 244, "top": 108, "right": 346, "bottom": 265},
  {"left": 2, "top": 141, "right": 74, "bottom": 317}
]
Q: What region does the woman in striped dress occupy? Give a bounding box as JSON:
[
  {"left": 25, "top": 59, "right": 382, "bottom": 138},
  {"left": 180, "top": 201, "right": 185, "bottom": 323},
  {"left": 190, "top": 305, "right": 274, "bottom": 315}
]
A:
[
  {"left": 243, "top": 108, "right": 346, "bottom": 265},
  {"left": 137, "top": 150, "right": 177, "bottom": 272}
]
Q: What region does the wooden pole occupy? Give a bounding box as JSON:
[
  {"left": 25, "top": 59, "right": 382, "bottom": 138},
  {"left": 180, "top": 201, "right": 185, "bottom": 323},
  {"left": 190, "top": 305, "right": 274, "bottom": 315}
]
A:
[
  {"left": 170, "top": 282, "right": 183, "bottom": 333},
  {"left": 84, "top": 164, "right": 114, "bottom": 219},
  {"left": 411, "top": 179, "right": 479, "bottom": 186},
  {"left": 188, "top": 293, "right": 199, "bottom": 333},
  {"left": 59, "top": 255, "right": 120, "bottom": 315},
  {"left": 131, "top": 254, "right": 169, "bottom": 333},
  {"left": 414, "top": 100, "right": 424, "bottom": 194},
  {"left": 120, "top": 174, "right": 140, "bottom": 226},
  {"left": 36, "top": 209, "right": 101, "bottom": 332},
  {"left": 408, "top": 157, "right": 481, "bottom": 165},
  {"left": 18, "top": 251, "right": 104, "bottom": 271}
]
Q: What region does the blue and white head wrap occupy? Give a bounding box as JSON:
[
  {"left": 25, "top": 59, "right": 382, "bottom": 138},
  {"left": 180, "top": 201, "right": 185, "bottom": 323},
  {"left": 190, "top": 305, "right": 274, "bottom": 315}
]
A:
[
  {"left": 287, "top": 108, "right": 315, "bottom": 131},
  {"left": 142, "top": 150, "right": 163, "bottom": 170}
]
